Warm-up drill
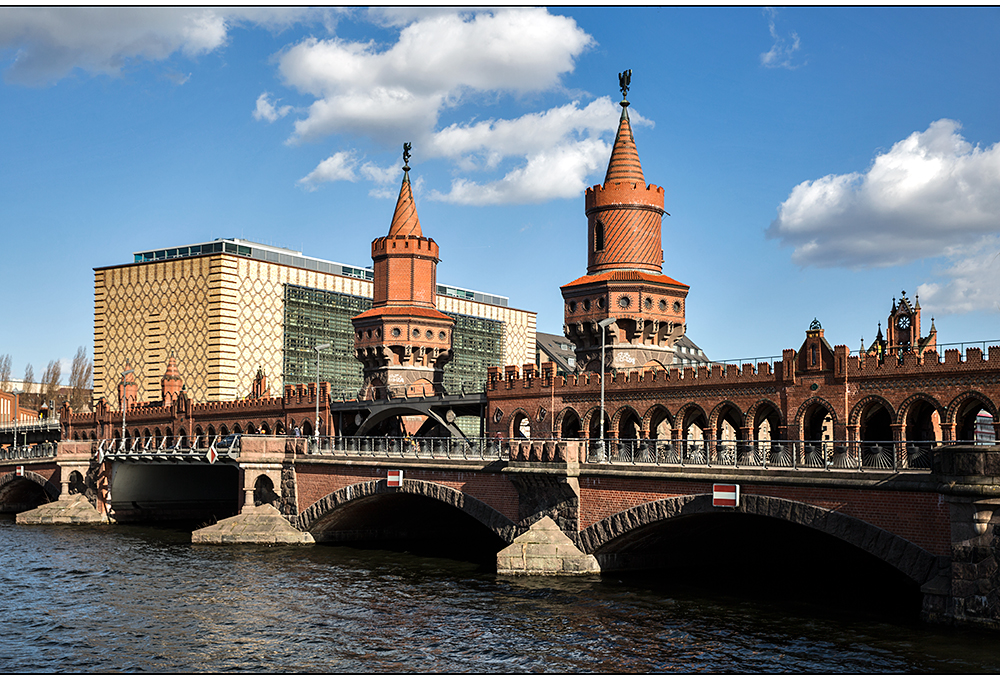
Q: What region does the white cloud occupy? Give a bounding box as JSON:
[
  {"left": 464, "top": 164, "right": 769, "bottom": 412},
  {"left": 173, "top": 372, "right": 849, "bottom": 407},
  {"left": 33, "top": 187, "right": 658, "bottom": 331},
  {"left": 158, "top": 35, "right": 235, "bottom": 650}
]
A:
[
  {"left": 280, "top": 9, "right": 614, "bottom": 205},
  {"left": 253, "top": 92, "right": 292, "bottom": 123},
  {"left": 760, "top": 7, "right": 802, "bottom": 69},
  {"left": 0, "top": 7, "right": 319, "bottom": 85},
  {"left": 297, "top": 150, "right": 358, "bottom": 190},
  {"left": 769, "top": 119, "right": 1000, "bottom": 313},
  {"left": 917, "top": 235, "right": 1000, "bottom": 314}
]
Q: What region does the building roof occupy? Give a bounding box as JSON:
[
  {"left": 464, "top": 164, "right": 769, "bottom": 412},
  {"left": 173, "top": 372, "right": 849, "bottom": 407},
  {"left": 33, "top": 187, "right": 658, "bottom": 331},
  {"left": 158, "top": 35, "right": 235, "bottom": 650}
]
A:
[
  {"left": 387, "top": 167, "right": 422, "bottom": 238},
  {"left": 604, "top": 102, "right": 645, "bottom": 186},
  {"left": 535, "top": 332, "right": 577, "bottom": 374}
]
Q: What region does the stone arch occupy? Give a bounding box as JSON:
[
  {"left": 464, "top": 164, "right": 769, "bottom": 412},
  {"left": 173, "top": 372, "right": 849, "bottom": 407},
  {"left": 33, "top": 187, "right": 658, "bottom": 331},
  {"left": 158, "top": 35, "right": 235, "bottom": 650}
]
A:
[
  {"left": 244, "top": 422, "right": 258, "bottom": 435},
  {"left": 232, "top": 423, "right": 243, "bottom": 435},
  {"left": 643, "top": 405, "right": 673, "bottom": 440},
  {"left": 898, "top": 394, "right": 944, "bottom": 444},
  {"left": 612, "top": 405, "right": 642, "bottom": 439},
  {"left": 509, "top": 409, "right": 531, "bottom": 439},
  {"left": 709, "top": 401, "right": 744, "bottom": 440},
  {"left": 301, "top": 420, "right": 313, "bottom": 437},
  {"left": 747, "top": 398, "right": 784, "bottom": 438},
  {"left": 577, "top": 494, "right": 942, "bottom": 587},
  {"left": 947, "top": 391, "right": 997, "bottom": 442},
  {"left": 556, "top": 407, "right": 582, "bottom": 439},
  {"left": 0, "top": 470, "right": 60, "bottom": 502},
  {"left": 258, "top": 421, "right": 271, "bottom": 435},
  {"left": 583, "top": 406, "right": 611, "bottom": 439},
  {"left": 298, "top": 479, "right": 517, "bottom": 543},
  {"left": 253, "top": 474, "right": 279, "bottom": 506},
  {"left": 795, "top": 397, "right": 839, "bottom": 441},
  {"left": 677, "top": 402, "right": 708, "bottom": 440},
  {"left": 849, "top": 394, "right": 896, "bottom": 428}
]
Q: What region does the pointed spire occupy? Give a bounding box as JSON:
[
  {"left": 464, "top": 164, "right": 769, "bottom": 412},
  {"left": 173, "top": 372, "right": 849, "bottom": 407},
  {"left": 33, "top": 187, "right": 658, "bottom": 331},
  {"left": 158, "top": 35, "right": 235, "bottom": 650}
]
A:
[
  {"left": 604, "top": 69, "right": 645, "bottom": 186},
  {"left": 387, "top": 142, "right": 422, "bottom": 238}
]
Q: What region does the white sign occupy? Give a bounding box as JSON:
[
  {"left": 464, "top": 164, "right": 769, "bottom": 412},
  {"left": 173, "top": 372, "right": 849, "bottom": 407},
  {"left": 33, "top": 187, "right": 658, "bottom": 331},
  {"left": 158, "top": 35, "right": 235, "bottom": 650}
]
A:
[
  {"left": 15, "top": 465, "right": 24, "bottom": 477},
  {"left": 387, "top": 469, "right": 403, "bottom": 487}
]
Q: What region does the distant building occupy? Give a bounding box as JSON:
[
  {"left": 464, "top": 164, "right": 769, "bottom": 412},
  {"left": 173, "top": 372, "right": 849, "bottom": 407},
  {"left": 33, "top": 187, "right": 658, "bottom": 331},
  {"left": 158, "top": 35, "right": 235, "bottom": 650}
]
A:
[
  {"left": 93, "top": 238, "right": 535, "bottom": 405},
  {"left": 536, "top": 331, "right": 710, "bottom": 374}
]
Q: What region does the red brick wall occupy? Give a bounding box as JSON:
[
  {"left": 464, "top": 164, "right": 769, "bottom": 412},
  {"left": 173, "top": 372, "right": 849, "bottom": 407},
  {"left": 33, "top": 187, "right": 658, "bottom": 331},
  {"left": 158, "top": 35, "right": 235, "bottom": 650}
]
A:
[{"left": 578, "top": 476, "right": 951, "bottom": 555}]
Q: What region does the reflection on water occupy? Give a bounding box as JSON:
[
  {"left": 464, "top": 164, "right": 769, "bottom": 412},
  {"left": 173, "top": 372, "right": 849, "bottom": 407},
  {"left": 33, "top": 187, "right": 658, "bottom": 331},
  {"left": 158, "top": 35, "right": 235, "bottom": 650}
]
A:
[{"left": 0, "top": 516, "right": 997, "bottom": 673}]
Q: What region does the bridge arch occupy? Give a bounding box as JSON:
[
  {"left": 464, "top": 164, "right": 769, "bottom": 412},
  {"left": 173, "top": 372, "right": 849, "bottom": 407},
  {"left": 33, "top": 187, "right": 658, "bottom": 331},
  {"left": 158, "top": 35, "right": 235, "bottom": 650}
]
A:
[
  {"left": 850, "top": 394, "right": 896, "bottom": 443},
  {"left": 556, "top": 407, "right": 582, "bottom": 438},
  {"left": 583, "top": 406, "right": 611, "bottom": 440},
  {"left": 298, "top": 479, "right": 517, "bottom": 544},
  {"left": 795, "top": 397, "right": 839, "bottom": 441},
  {"left": 709, "top": 400, "right": 745, "bottom": 441},
  {"left": 577, "top": 494, "right": 941, "bottom": 587},
  {"left": 0, "top": 469, "right": 60, "bottom": 510},
  {"left": 677, "top": 402, "right": 708, "bottom": 442},
  {"left": 747, "top": 398, "right": 783, "bottom": 440},
  {"left": 643, "top": 405, "right": 673, "bottom": 440},
  {"left": 612, "top": 405, "right": 642, "bottom": 439}
]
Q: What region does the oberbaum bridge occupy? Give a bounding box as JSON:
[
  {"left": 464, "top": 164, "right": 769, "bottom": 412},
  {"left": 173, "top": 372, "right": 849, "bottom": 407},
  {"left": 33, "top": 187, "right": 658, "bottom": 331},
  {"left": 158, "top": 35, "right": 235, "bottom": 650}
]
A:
[{"left": 3, "top": 73, "right": 1000, "bottom": 630}]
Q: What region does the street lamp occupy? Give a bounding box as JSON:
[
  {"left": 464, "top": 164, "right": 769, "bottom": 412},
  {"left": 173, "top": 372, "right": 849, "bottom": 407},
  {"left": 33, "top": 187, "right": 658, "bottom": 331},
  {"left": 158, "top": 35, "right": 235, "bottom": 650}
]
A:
[
  {"left": 314, "top": 343, "right": 331, "bottom": 450},
  {"left": 11, "top": 388, "right": 22, "bottom": 453},
  {"left": 597, "top": 317, "right": 616, "bottom": 462}
]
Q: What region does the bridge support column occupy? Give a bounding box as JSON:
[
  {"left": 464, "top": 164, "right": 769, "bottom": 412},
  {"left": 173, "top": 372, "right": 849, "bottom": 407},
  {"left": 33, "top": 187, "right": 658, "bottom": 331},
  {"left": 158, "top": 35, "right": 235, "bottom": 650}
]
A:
[{"left": 931, "top": 444, "right": 1000, "bottom": 629}]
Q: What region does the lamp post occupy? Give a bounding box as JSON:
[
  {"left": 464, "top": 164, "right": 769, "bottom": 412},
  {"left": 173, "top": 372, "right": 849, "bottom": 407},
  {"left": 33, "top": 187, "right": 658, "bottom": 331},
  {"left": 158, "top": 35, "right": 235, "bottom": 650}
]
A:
[
  {"left": 314, "top": 343, "right": 331, "bottom": 450},
  {"left": 597, "top": 317, "right": 616, "bottom": 462},
  {"left": 11, "top": 388, "right": 22, "bottom": 453}
]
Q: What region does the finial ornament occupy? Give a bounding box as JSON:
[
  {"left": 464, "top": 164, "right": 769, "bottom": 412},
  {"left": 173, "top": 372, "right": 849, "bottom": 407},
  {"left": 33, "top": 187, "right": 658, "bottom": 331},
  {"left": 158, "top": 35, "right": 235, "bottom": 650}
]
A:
[
  {"left": 402, "top": 142, "right": 412, "bottom": 171},
  {"left": 809, "top": 318, "right": 822, "bottom": 331},
  {"left": 618, "top": 68, "right": 631, "bottom": 103}
]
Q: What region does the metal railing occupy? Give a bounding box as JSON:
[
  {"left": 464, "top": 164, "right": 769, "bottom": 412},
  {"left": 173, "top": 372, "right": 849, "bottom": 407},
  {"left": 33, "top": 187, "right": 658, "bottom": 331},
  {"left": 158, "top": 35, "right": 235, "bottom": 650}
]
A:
[
  {"left": 587, "top": 439, "right": 941, "bottom": 471},
  {"left": 0, "top": 442, "right": 58, "bottom": 461},
  {"left": 0, "top": 417, "right": 61, "bottom": 434},
  {"left": 308, "top": 435, "right": 509, "bottom": 461},
  {"left": 95, "top": 436, "right": 242, "bottom": 458}
]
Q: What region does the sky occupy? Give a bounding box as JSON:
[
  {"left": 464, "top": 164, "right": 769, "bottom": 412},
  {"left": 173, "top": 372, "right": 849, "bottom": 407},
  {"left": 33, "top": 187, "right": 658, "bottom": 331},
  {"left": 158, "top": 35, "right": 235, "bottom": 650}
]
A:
[{"left": 1, "top": 6, "right": 999, "bottom": 383}]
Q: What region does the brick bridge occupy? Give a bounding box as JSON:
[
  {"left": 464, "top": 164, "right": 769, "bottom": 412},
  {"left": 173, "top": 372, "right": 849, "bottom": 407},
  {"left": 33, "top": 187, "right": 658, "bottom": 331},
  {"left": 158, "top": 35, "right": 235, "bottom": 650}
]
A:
[{"left": 3, "top": 434, "right": 999, "bottom": 630}]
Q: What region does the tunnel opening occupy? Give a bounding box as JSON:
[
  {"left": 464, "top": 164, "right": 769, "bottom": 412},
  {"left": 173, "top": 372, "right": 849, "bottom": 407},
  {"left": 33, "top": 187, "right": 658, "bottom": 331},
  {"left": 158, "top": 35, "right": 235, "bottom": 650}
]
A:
[
  {"left": 598, "top": 513, "right": 922, "bottom": 623},
  {"left": 109, "top": 463, "right": 241, "bottom": 527},
  {"left": 309, "top": 493, "right": 507, "bottom": 568}
]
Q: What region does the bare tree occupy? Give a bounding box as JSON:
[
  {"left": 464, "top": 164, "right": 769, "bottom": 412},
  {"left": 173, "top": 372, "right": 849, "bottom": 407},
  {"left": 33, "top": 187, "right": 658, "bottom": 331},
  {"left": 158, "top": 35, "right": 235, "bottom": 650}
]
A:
[
  {"left": 68, "top": 346, "right": 93, "bottom": 410},
  {"left": 40, "top": 359, "right": 62, "bottom": 411},
  {"left": 0, "top": 354, "right": 11, "bottom": 393},
  {"left": 22, "top": 363, "right": 35, "bottom": 408}
]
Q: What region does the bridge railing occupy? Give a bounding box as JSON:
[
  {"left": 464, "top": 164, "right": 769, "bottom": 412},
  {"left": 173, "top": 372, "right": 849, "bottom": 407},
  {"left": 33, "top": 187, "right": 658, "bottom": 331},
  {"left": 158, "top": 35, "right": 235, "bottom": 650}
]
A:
[
  {"left": 94, "top": 436, "right": 242, "bottom": 458},
  {"left": 308, "top": 435, "right": 509, "bottom": 461},
  {"left": 591, "top": 439, "right": 942, "bottom": 471},
  {"left": 0, "top": 442, "right": 58, "bottom": 460}
]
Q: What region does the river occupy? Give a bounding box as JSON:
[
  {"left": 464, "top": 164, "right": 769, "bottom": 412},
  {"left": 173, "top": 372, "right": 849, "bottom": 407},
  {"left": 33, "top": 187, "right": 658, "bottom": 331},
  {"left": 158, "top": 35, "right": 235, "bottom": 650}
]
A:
[{"left": 1, "top": 516, "right": 998, "bottom": 673}]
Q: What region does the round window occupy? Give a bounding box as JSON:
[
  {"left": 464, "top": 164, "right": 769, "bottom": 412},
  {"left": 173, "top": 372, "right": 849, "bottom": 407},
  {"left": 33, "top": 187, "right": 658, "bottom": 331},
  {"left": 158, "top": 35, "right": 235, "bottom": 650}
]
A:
[
  {"left": 659, "top": 299, "right": 667, "bottom": 311},
  {"left": 644, "top": 297, "right": 653, "bottom": 310},
  {"left": 673, "top": 301, "right": 681, "bottom": 313},
  {"left": 597, "top": 297, "right": 605, "bottom": 309},
  {"left": 438, "top": 331, "right": 446, "bottom": 340},
  {"left": 583, "top": 299, "right": 591, "bottom": 311},
  {"left": 413, "top": 328, "right": 421, "bottom": 338},
  {"left": 568, "top": 301, "right": 577, "bottom": 312},
  {"left": 617, "top": 295, "right": 631, "bottom": 309},
  {"left": 426, "top": 330, "right": 433, "bottom": 339},
  {"left": 391, "top": 327, "right": 401, "bottom": 338}
]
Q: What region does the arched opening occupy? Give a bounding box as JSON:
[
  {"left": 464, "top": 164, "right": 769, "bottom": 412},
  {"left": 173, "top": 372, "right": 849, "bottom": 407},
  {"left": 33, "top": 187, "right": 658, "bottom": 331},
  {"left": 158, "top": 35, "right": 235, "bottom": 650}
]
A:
[
  {"left": 178, "top": 428, "right": 187, "bottom": 448},
  {"left": 614, "top": 409, "right": 642, "bottom": 461},
  {"left": 510, "top": 411, "right": 531, "bottom": 439},
  {"left": 301, "top": 420, "right": 314, "bottom": 437},
  {"left": 648, "top": 406, "right": 676, "bottom": 463},
  {"left": 954, "top": 397, "right": 995, "bottom": 443},
  {"left": 253, "top": 475, "right": 278, "bottom": 507},
  {"left": 219, "top": 424, "right": 230, "bottom": 437},
  {"left": 682, "top": 407, "right": 708, "bottom": 463},
  {"left": 801, "top": 401, "right": 834, "bottom": 467},
  {"left": 587, "top": 409, "right": 611, "bottom": 440},
  {"left": 244, "top": 422, "right": 258, "bottom": 435},
  {"left": 0, "top": 476, "right": 56, "bottom": 513},
  {"left": 713, "top": 403, "right": 745, "bottom": 464},
  {"left": 259, "top": 421, "right": 271, "bottom": 435},
  {"left": 560, "top": 409, "right": 581, "bottom": 439},
  {"left": 207, "top": 425, "right": 216, "bottom": 438},
  {"left": 165, "top": 427, "right": 173, "bottom": 447},
  {"left": 274, "top": 421, "right": 286, "bottom": 435},
  {"left": 195, "top": 426, "right": 205, "bottom": 448},
  {"left": 305, "top": 489, "right": 507, "bottom": 566},
  {"left": 232, "top": 423, "right": 243, "bottom": 435},
  {"left": 859, "top": 401, "right": 894, "bottom": 469},
  {"left": 68, "top": 470, "right": 86, "bottom": 495},
  {"left": 594, "top": 510, "right": 923, "bottom": 623}
]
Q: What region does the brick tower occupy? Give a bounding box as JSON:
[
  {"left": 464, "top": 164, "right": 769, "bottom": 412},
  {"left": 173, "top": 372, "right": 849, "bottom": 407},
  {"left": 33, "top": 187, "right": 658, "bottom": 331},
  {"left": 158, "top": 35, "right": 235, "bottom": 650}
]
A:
[
  {"left": 352, "top": 144, "right": 454, "bottom": 399},
  {"left": 561, "top": 70, "right": 689, "bottom": 373}
]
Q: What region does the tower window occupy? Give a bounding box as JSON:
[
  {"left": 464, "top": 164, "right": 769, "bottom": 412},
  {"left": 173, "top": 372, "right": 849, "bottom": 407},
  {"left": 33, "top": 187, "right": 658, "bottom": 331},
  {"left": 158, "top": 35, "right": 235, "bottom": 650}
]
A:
[{"left": 594, "top": 219, "right": 604, "bottom": 252}]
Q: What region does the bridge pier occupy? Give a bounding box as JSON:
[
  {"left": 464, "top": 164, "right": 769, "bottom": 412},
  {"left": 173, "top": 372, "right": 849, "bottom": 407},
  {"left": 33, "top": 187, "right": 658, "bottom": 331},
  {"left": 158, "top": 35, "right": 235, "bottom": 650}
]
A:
[{"left": 932, "top": 444, "right": 1000, "bottom": 629}]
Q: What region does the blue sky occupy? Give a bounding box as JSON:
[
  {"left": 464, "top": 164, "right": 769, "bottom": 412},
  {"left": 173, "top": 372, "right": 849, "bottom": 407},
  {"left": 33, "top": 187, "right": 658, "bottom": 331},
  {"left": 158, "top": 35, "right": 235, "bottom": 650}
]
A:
[{"left": 1, "top": 7, "right": 999, "bottom": 383}]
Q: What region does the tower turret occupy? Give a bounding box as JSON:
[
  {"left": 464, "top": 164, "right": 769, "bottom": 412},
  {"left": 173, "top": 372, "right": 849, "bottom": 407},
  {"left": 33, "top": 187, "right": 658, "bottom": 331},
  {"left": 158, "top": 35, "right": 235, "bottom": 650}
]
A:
[
  {"left": 352, "top": 144, "right": 454, "bottom": 399},
  {"left": 561, "top": 70, "right": 689, "bottom": 373}
]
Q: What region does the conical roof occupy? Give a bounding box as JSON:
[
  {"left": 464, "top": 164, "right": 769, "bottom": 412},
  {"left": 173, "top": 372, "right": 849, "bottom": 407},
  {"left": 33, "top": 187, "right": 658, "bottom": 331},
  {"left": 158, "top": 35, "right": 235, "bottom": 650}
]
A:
[
  {"left": 387, "top": 169, "right": 422, "bottom": 238},
  {"left": 604, "top": 104, "right": 645, "bottom": 185}
]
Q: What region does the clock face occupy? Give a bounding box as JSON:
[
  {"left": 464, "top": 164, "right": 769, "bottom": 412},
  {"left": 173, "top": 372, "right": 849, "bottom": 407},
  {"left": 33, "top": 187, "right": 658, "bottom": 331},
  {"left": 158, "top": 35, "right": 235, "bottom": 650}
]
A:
[{"left": 896, "top": 316, "right": 911, "bottom": 330}]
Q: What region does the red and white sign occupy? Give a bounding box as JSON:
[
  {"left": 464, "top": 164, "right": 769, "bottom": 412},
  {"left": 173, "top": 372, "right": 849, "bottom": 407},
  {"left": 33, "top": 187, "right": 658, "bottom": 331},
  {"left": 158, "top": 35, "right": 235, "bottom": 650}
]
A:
[
  {"left": 206, "top": 441, "right": 218, "bottom": 465},
  {"left": 387, "top": 469, "right": 403, "bottom": 487},
  {"left": 15, "top": 465, "right": 24, "bottom": 477},
  {"left": 713, "top": 483, "right": 740, "bottom": 507}
]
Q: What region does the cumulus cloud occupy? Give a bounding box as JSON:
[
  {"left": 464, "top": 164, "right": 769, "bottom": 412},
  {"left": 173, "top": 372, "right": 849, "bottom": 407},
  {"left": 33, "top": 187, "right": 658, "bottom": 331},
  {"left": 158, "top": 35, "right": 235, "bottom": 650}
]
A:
[
  {"left": 297, "top": 150, "right": 358, "bottom": 190},
  {"left": 760, "top": 7, "right": 802, "bottom": 69},
  {"left": 769, "top": 119, "right": 1000, "bottom": 313},
  {"left": 253, "top": 92, "right": 292, "bottom": 122},
  {"left": 282, "top": 9, "right": 615, "bottom": 204},
  {"left": 917, "top": 236, "right": 1000, "bottom": 314},
  {"left": 0, "top": 7, "right": 318, "bottom": 85}
]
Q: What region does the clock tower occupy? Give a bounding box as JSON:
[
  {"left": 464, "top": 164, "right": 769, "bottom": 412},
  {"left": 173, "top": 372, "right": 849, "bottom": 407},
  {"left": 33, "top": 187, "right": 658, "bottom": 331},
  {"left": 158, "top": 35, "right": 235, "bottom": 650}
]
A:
[{"left": 885, "top": 290, "right": 937, "bottom": 358}]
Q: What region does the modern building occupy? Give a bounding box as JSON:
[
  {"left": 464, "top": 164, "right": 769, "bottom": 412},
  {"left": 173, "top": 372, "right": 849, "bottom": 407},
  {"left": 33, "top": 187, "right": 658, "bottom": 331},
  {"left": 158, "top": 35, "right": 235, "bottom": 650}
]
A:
[{"left": 93, "top": 238, "right": 535, "bottom": 406}]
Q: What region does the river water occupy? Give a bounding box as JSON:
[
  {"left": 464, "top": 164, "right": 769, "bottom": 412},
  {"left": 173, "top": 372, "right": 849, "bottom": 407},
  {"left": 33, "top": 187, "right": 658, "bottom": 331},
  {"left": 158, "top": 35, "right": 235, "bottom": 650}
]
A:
[{"left": 1, "top": 516, "right": 998, "bottom": 674}]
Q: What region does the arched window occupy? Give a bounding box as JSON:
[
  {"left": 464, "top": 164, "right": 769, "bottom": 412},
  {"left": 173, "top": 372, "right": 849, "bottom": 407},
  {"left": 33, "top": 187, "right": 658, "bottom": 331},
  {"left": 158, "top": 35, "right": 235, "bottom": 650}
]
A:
[{"left": 594, "top": 219, "right": 605, "bottom": 252}]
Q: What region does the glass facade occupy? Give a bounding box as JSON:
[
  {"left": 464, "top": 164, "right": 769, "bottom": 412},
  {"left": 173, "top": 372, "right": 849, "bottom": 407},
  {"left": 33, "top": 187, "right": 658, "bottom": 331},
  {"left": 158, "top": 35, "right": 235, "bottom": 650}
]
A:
[{"left": 283, "top": 284, "right": 505, "bottom": 398}]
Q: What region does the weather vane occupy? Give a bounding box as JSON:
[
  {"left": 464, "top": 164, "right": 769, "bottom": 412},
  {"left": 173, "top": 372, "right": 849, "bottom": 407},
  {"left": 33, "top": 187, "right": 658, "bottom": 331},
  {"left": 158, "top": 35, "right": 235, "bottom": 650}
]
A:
[
  {"left": 618, "top": 68, "right": 631, "bottom": 101},
  {"left": 402, "top": 142, "right": 412, "bottom": 171}
]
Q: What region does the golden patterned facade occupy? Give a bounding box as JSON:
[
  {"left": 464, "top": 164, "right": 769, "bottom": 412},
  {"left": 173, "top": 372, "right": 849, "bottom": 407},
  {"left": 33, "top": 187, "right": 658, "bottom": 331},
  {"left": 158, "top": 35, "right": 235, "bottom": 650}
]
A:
[{"left": 94, "top": 249, "right": 535, "bottom": 406}]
